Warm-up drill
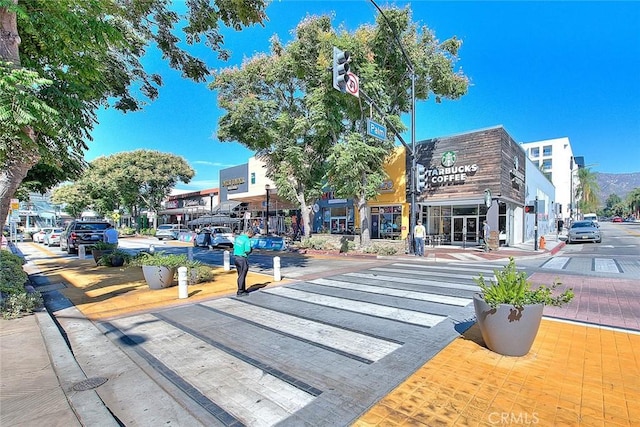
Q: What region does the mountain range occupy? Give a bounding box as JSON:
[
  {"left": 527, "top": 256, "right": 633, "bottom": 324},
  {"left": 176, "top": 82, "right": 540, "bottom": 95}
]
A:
[{"left": 596, "top": 172, "right": 640, "bottom": 203}]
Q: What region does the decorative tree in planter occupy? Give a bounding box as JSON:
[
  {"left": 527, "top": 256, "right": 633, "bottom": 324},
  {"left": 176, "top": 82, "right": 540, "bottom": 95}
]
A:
[{"left": 473, "top": 257, "right": 574, "bottom": 356}]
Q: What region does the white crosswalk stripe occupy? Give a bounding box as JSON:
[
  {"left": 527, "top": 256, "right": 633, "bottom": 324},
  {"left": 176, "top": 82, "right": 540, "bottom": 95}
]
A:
[
  {"left": 263, "top": 287, "right": 448, "bottom": 327},
  {"left": 347, "top": 271, "right": 480, "bottom": 292},
  {"left": 542, "top": 257, "right": 570, "bottom": 270},
  {"left": 110, "top": 313, "right": 316, "bottom": 427},
  {"left": 449, "top": 252, "right": 485, "bottom": 261},
  {"left": 310, "top": 277, "right": 472, "bottom": 307},
  {"left": 201, "top": 298, "right": 401, "bottom": 361},
  {"left": 594, "top": 258, "right": 620, "bottom": 273}
]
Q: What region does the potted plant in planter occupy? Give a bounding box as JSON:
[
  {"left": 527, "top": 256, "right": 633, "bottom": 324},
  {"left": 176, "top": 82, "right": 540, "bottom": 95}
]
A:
[
  {"left": 131, "top": 251, "right": 189, "bottom": 289},
  {"left": 473, "top": 257, "right": 574, "bottom": 357},
  {"left": 97, "top": 249, "right": 131, "bottom": 267},
  {"left": 91, "top": 241, "right": 117, "bottom": 265},
  {"left": 184, "top": 260, "right": 214, "bottom": 285}
]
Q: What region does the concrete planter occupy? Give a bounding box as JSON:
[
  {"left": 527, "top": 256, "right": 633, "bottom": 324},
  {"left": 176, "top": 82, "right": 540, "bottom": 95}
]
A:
[
  {"left": 473, "top": 294, "right": 544, "bottom": 357},
  {"left": 142, "top": 266, "right": 176, "bottom": 289}
]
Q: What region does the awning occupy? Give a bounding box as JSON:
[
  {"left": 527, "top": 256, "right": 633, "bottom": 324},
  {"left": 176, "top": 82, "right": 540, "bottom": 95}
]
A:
[
  {"left": 212, "top": 200, "right": 242, "bottom": 214},
  {"left": 188, "top": 214, "right": 241, "bottom": 226}
]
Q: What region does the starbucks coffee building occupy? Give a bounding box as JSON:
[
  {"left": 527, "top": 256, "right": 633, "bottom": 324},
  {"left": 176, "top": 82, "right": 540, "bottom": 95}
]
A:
[{"left": 412, "top": 126, "right": 544, "bottom": 247}]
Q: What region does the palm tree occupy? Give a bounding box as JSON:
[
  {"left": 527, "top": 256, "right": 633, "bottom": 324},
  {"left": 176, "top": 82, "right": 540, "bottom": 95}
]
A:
[{"left": 576, "top": 167, "right": 600, "bottom": 214}]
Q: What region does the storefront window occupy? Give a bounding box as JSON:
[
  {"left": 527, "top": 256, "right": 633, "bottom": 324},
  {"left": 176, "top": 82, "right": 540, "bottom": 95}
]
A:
[
  {"left": 322, "top": 206, "right": 355, "bottom": 234},
  {"left": 371, "top": 205, "right": 402, "bottom": 239}
]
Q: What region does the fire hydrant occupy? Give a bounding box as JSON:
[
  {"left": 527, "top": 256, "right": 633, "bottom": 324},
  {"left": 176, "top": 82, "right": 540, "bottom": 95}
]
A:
[{"left": 539, "top": 235, "right": 546, "bottom": 250}]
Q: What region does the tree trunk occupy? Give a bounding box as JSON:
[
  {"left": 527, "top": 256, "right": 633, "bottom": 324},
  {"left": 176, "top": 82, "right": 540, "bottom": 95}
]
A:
[
  {"left": 295, "top": 191, "right": 312, "bottom": 239},
  {"left": 0, "top": 2, "right": 41, "bottom": 227},
  {"left": 357, "top": 194, "right": 371, "bottom": 248}
]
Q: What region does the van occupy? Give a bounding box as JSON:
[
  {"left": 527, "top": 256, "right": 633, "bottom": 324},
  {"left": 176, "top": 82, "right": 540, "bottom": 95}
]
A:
[{"left": 583, "top": 213, "right": 598, "bottom": 225}]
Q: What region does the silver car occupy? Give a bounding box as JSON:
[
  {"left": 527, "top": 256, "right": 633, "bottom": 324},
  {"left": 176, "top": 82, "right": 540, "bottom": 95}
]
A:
[{"left": 567, "top": 220, "right": 601, "bottom": 244}]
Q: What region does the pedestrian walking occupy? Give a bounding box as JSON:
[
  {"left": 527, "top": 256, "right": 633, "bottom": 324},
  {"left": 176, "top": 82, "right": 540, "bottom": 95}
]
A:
[
  {"left": 414, "top": 220, "right": 426, "bottom": 256},
  {"left": 482, "top": 220, "right": 490, "bottom": 252},
  {"left": 233, "top": 229, "right": 255, "bottom": 296},
  {"left": 104, "top": 224, "right": 119, "bottom": 247}
]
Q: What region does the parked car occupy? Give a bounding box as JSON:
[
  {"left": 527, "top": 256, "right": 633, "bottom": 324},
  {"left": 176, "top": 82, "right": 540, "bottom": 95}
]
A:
[
  {"left": 60, "top": 220, "right": 111, "bottom": 254},
  {"left": 44, "top": 228, "right": 64, "bottom": 246},
  {"left": 155, "top": 224, "right": 190, "bottom": 240},
  {"left": 193, "top": 227, "right": 235, "bottom": 248},
  {"left": 33, "top": 227, "right": 54, "bottom": 243},
  {"left": 612, "top": 216, "right": 623, "bottom": 223},
  {"left": 567, "top": 220, "right": 602, "bottom": 244}
]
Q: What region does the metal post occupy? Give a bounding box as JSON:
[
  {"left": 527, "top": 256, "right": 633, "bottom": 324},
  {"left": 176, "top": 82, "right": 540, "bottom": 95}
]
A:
[
  {"left": 534, "top": 196, "right": 539, "bottom": 251},
  {"left": 265, "top": 184, "right": 270, "bottom": 235}
]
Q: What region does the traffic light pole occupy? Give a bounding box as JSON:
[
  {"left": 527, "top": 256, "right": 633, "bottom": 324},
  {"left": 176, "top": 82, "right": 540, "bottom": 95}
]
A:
[{"left": 369, "top": 0, "right": 418, "bottom": 254}]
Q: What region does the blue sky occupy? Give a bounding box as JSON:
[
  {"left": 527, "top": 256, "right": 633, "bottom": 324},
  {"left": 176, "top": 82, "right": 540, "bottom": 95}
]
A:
[{"left": 87, "top": 1, "right": 640, "bottom": 191}]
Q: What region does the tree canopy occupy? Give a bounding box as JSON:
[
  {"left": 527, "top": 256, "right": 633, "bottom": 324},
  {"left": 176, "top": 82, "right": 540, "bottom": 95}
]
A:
[
  {"left": 0, "top": 0, "right": 268, "bottom": 227},
  {"left": 52, "top": 150, "right": 194, "bottom": 223},
  {"left": 211, "top": 7, "right": 468, "bottom": 241}
]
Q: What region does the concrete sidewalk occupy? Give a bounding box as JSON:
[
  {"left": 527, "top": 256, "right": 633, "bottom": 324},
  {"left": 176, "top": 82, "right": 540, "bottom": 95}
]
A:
[{"left": 5, "top": 234, "right": 639, "bottom": 426}]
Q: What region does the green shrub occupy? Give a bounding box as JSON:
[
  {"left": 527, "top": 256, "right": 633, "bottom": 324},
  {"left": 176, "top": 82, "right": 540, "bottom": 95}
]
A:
[
  {"left": 0, "top": 250, "right": 28, "bottom": 295},
  {"left": 362, "top": 244, "right": 398, "bottom": 256},
  {"left": 474, "top": 257, "right": 574, "bottom": 309},
  {"left": 299, "top": 236, "right": 335, "bottom": 250},
  {"left": 130, "top": 251, "right": 189, "bottom": 268},
  {"left": 1, "top": 292, "right": 43, "bottom": 319},
  {"left": 0, "top": 250, "right": 43, "bottom": 319},
  {"left": 119, "top": 226, "right": 135, "bottom": 235}
]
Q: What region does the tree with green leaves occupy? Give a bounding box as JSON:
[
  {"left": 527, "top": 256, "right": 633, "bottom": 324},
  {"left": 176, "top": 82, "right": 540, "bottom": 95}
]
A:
[
  {"left": 212, "top": 7, "right": 468, "bottom": 241},
  {"left": 51, "top": 183, "right": 91, "bottom": 220},
  {"left": 66, "top": 150, "right": 194, "bottom": 225},
  {"left": 626, "top": 188, "right": 640, "bottom": 219},
  {"left": 0, "top": 0, "right": 267, "bottom": 228},
  {"left": 577, "top": 167, "right": 600, "bottom": 214}
]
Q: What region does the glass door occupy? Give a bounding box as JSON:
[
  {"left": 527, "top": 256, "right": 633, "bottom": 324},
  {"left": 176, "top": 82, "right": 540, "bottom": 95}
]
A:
[
  {"left": 453, "top": 217, "right": 464, "bottom": 242},
  {"left": 453, "top": 216, "right": 478, "bottom": 244}
]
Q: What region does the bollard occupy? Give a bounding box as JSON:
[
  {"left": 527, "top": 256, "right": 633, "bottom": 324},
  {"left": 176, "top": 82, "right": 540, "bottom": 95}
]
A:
[
  {"left": 274, "top": 256, "right": 281, "bottom": 282},
  {"left": 149, "top": 244, "right": 155, "bottom": 254},
  {"left": 78, "top": 245, "right": 86, "bottom": 260},
  {"left": 223, "top": 250, "right": 230, "bottom": 271},
  {"left": 178, "top": 267, "right": 188, "bottom": 299},
  {"left": 187, "top": 246, "right": 193, "bottom": 261}
]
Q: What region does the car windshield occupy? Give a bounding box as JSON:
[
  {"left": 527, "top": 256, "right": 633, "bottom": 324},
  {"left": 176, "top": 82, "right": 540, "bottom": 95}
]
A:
[
  {"left": 214, "top": 227, "right": 232, "bottom": 234},
  {"left": 571, "top": 221, "right": 593, "bottom": 228},
  {"left": 158, "top": 225, "right": 174, "bottom": 230}
]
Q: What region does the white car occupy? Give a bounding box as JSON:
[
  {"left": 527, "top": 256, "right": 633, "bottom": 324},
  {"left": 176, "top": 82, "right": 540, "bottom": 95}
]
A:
[
  {"left": 33, "top": 227, "right": 54, "bottom": 243},
  {"left": 44, "top": 228, "right": 64, "bottom": 246}
]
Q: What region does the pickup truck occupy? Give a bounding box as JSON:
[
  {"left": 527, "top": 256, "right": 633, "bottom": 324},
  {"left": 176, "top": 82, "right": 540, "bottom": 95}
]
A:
[{"left": 60, "top": 220, "right": 111, "bottom": 254}]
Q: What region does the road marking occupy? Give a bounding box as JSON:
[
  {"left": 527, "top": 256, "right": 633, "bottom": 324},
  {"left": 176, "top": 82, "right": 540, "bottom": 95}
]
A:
[
  {"left": 542, "top": 257, "right": 570, "bottom": 270},
  {"left": 449, "top": 253, "right": 485, "bottom": 261},
  {"left": 201, "top": 299, "right": 401, "bottom": 362},
  {"left": 263, "top": 287, "right": 447, "bottom": 327},
  {"left": 110, "top": 314, "right": 315, "bottom": 426},
  {"left": 594, "top": 258, "right": 620, "bottom": 273},
  {"left": 346, "top": 272, "right": 480, "bottom": 292},
  {"left": 310, "top": 277, "right": 472, "bottom": 307},
  {"left": 391, "top": 263, "right": 498, "bottom": 275},
  {"left": 370, "top": 267, "right": 479, "bottom": 281}
]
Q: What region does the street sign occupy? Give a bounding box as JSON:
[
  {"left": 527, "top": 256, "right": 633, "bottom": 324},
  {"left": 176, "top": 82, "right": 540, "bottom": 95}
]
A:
[
  {"left": 345, "top": 72, "right": 359, "bottom": 97},
  {"left": 367, "top": 119, "right": 386, "bottom": 141}
]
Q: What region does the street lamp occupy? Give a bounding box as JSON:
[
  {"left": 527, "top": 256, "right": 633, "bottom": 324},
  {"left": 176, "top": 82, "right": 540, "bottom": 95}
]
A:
[{"left": 265, "top": 184, "right": 270, "bottom": 235}]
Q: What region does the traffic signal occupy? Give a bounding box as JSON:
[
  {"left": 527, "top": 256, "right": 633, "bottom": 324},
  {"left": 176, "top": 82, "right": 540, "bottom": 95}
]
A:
[
  {"left": 416, "top": 164, "right": 427, "bottom": 192},
  {"left": 524, "top": 205, "right": 535, "bottom": 213},
  {"left": 332, "top": 47, "right": 350, "bottom": 92}
]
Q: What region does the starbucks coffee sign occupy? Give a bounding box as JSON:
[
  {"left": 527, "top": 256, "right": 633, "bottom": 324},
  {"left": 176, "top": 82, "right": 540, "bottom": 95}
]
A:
[{"left": 426, "top": 151, "right": 478, "bottom": 186}]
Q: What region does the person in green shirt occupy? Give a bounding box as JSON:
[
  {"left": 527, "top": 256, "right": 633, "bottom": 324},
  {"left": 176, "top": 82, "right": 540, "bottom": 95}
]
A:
[{"left": 233, "top": 229, "right": 255, "bottom": 296}]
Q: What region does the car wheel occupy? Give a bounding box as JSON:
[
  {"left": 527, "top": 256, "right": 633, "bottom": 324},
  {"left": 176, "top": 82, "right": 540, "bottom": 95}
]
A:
[
  {"left": 68, "top": 244, "right": 77, "bottom": 255},
  {"left": 596, "top": 238, "right": 601, "bottom": 243}
]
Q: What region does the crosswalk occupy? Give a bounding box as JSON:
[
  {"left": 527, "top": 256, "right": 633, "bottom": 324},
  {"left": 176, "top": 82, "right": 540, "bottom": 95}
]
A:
[
  {"left": 100, "top": 261, "right": 490, "bottom": 426},
  {"left": 541, "top": 256, "right": 639, "bottom": 274}
]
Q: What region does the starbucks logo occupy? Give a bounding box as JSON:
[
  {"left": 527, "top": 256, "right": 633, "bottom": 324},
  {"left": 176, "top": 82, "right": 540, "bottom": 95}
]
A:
[{"left": 441, "top": 151, "right": 457, "bottom": 167}]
